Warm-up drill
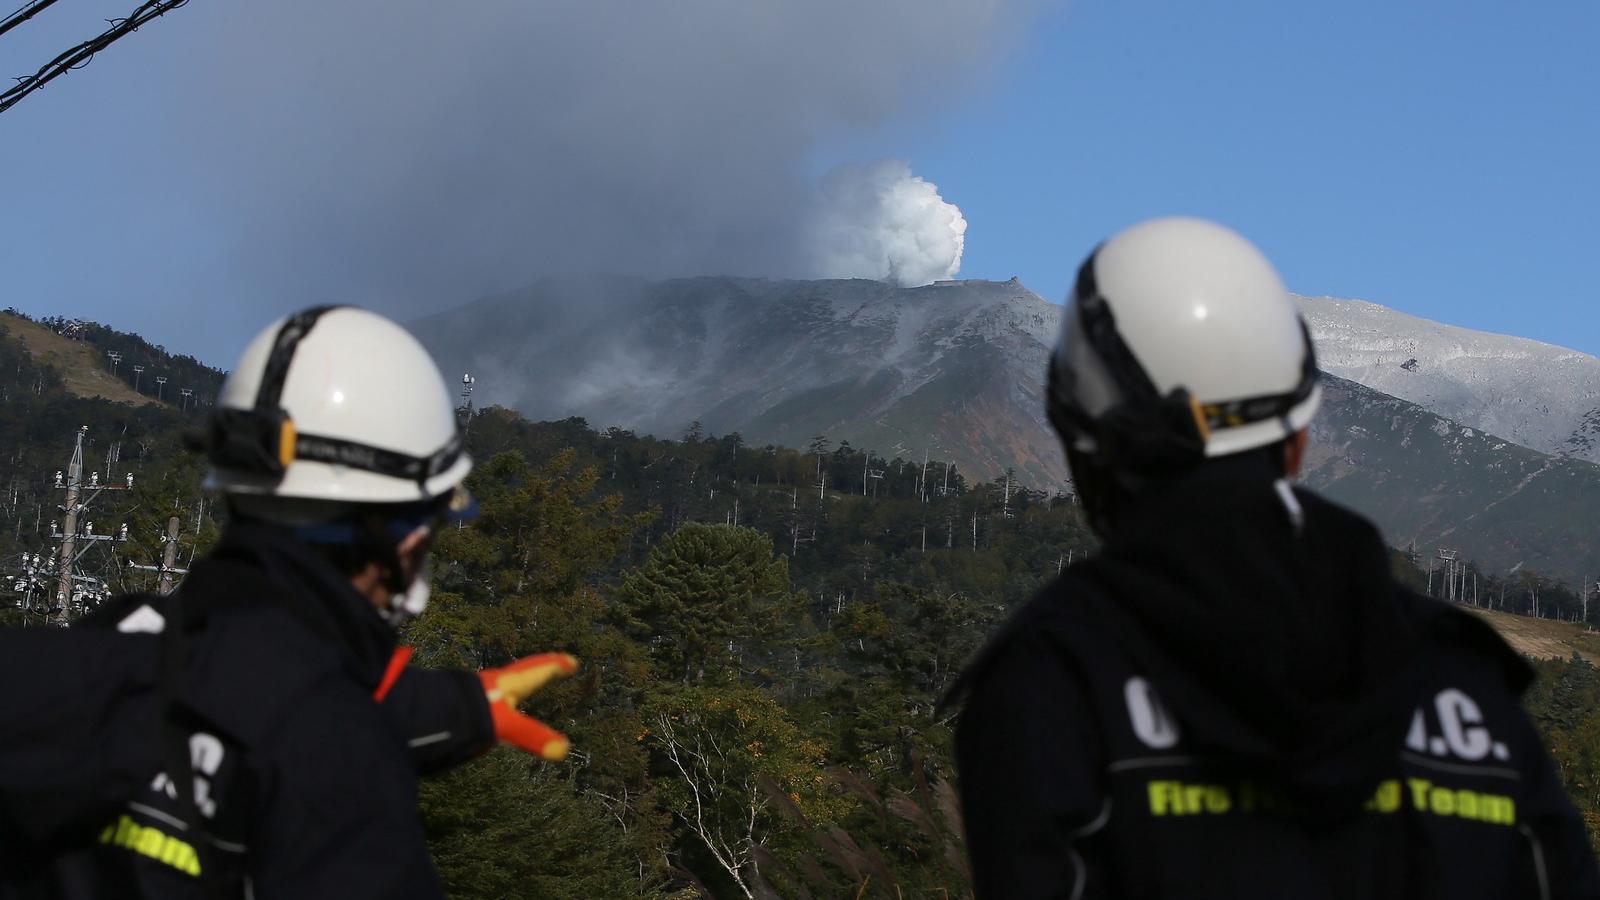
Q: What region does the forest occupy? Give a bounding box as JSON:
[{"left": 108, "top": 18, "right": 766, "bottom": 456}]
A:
[{"left": 3, "top": 316, "right": 1600, "bottom": 897}]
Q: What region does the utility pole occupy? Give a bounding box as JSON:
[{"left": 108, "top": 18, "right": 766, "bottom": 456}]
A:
[
  {"left": 53, "top": 427, "right": 87, "bottom": 622},
  {"left": 155, "top": 376, "right": 167, "bottom": 402},
  {"left": 132, "top": 365, "right": 145, "bottom": 393},
  {"left": 29, "top": 426, "right": 133, "bottom": 625},
  {"left": 160, "top": 517, "right": 181, "bottom": 595},
  {"left": 127, "top": 516, "right": 188, "bottom": 595}
]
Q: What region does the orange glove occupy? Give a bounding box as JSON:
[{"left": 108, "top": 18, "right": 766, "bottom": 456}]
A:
[{"left": 479, "top": 653, "right": 579, "bottom": 761}]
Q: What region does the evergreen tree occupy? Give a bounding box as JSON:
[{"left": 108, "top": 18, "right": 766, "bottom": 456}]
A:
[{"left": 617, "top": 523, "right": 794, "bottom": 683}]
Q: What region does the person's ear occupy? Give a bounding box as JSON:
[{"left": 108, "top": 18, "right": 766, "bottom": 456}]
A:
[{"left": 1283, "top": 428, "right": 1310, "bottom": 478}]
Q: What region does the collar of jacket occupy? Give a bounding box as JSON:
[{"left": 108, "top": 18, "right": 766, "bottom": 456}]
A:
[
  {"left": 182, "top": 521, "right": 399, "bottom": 692},
  {"left": 1082, "top": 455, "right": 1434, "bottom": 801}
]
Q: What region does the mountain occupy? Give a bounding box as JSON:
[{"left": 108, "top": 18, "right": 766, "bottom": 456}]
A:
[
  {"left": 1296, "top": 295, "right": 1600, "bottom": 462},
  {"left": 0, "top": 312, "right": 153, "bottom": 407},
  {"left": 415, "top": 276, "right": 1067, "bottom": 487},
  {"left": 1305, "top": 374, "right": 1600, "bottom": 580},
  {"left": 417, "top": 276, "right": 1600, "bottom": 581},
  {"left": 0, "top": 310, "right": 224, "bottom": 409}
]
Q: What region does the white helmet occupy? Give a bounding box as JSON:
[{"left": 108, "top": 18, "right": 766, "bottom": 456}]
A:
[
  {"left": 1047, "top": 217, "right": 1320, "bottom": 469},
  {"left": 203, "top": 306, "right": 472, "bottom": 506}
]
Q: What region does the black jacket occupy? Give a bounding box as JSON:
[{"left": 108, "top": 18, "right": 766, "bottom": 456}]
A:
[
  {"left": 954, "top": 456, "right": 1600, "bottom": 899},
  {"left": 0, "top": 523, "right": 494, "bottom": 899}
]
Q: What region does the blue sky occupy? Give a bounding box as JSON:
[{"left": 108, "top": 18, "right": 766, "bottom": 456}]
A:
[
  {"left": 1, "top": 0, "right": 1597, "bottom": 363},
  {"left": 828, "top": 0, "right": 1600, "bottom": 349}
]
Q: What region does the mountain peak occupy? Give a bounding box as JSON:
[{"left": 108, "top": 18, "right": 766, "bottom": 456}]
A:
[
  {"left": 418, "top": 276, "right": 1067, "bottom": 487},
  {"left": 415, "top": 276, "right": 1600, "bottom": 581},
  {"left": 1295, "top": 294, "right": 1600, "bottom": 461}
]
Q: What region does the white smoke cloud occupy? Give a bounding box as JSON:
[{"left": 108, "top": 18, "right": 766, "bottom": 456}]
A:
[
  {"left": 808, "top": 160, "right": 969, "bottom": 286},
  {"left": 0, "top": 0, "right": 1049, "bottom": 349}
]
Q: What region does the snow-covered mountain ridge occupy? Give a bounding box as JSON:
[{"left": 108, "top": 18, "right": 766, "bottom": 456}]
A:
[
  {"left": 416, "top": 276, "right": 1600, "bottom": 580},
  {"left": 416, "top": 276, "right": 1067, "bottom": 486},
  {"left": 1295, "top": 296, "right": 1600, "bottom": 462}
]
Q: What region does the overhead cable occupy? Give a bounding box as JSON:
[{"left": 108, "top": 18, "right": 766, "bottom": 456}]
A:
[
  {"left": 0, "top": 0, "right": 66, "bottom": 40},
  {"left": 0, "top": 0, "right": 189, "bottom": 115}
]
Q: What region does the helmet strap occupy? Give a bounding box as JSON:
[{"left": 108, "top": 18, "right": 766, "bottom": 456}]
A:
[
  {"left": 201, "top": 304, "right": 466, "bottom": 491},
  {"left": 358, "top": 514, "right": 418, "bottom": 613}
]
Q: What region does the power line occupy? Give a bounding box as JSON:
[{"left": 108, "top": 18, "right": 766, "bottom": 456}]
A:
[
  {"left": 0, "top": 0, "right": 189, "bottom": 115},
  {"left": 0, "top": 0, "right": 66, "bottom": 40}
]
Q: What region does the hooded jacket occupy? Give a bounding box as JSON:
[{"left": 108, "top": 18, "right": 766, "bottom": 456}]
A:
[
  {"left": 0, "top": 522, "right": 493, "bottom": 899},
  {"left": 954, "top": 455, "right": 1599, "bottom": 899}
]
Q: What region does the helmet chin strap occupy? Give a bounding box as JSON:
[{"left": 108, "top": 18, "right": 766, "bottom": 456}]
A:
[
  {"left": 386, "top": 561, "right": 431, "bottom": 625},
  {"left": 360, "top": 516, "right": 433, "bottom": 626}
]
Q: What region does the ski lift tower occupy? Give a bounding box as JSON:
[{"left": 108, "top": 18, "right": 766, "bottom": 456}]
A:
[
  {"left": 457, "top": 373, "right": 476, "bottom": 433},
  {"left": 1435, "top": 549, "right": 1461, "bottom": 602},
  {"left": 6, "top": 426, "right": 133, "bottom": 625}
]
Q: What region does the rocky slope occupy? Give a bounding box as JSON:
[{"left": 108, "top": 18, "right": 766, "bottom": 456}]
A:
[
  {"left": 1296, "top": 295, "right": 1600, "bottom": 462},
  {"left": 1306, "top": 374, "right": 1600, "bottom": 580},
  {"left": 418, "top": 277, "right": 1600, "bottom": 580},
  {"left": 415, "top": 276, "right": 1067, "bottom": 487}
]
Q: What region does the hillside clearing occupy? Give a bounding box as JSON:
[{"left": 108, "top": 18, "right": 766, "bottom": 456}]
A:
[
  {"left": 1466, "top": 605, "right": 1600, "bottom": 665},
  {"left": 1, "top": 313, "right": 156, "bottom": 406}
]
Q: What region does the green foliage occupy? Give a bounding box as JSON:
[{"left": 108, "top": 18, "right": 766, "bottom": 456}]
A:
[
  {"left": 407, "top": 448, "right": 676, "bottom": 895},
  {"left": 618, "top": 523, "right": 795, "bottom": 683},
  {"left": 0, "top": 319, "right": 64, "bottom": 403},
  {"left": 416, "top": 448, "right": 652, "bottom": 668},
  {"left": 754, "top": 763, "right": 972, "bottom": 900},
  {"left": 24, "top": 311, "right": 225, "bottom": 406},
  {"left": 20, "top": 316, "right": 1600, "bottom": 894},
  {"left": 641, "top": 683, "right": 844, "bottom": 897},
  {"left": 0, "top": 323, "right": 224, "bottom": 618},
  {"left": 1524, "top": 655, "right": 1600, "bottom": 850},
  {"left": 421, "top": 749, "right": 669, "bottom": 899},
  {"left": 0, "top": 352, "right": 1089, "bottom": 897}
]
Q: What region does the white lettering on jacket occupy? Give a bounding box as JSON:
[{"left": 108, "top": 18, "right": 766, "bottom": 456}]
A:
[
  {"left": 1125, "top": 677, "right": 1180, "bottom": 749},
  {"left": 1405, "top": 688, "right": 1510, "bottom": 762}
]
